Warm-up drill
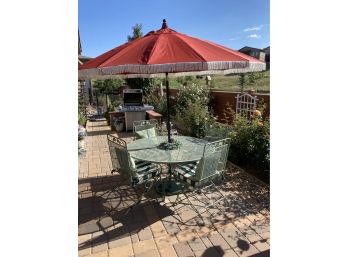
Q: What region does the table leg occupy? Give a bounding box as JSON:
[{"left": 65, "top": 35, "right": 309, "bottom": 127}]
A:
[{"left": 156, "top": 164, "right": 183, "bottom": 196}]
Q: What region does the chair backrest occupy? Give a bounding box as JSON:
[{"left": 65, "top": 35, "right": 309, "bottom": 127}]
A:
[
  {"left": 107, "top": 134, "right": 136, "bottom": 181},
  {"left": 194, "top": 138, "right": 230, "bottom": 182},
  {"left": 133, "top": 119, "right": 158, "bottom": 139},
  {"left": 204, "top": 122, "right": 232, "bottom": 142},
  {"left": 133, "top": 119, "right": 158, "bottom": 132}
]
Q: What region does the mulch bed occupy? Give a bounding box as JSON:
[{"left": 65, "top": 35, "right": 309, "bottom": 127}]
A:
[{"left": 242, "top": 165, "right": 270, "bottom": 185}]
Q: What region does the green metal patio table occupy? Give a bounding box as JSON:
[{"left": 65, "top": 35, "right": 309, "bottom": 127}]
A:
[{"left": 128, "top": 136, "right": 207, "bottom": 195}]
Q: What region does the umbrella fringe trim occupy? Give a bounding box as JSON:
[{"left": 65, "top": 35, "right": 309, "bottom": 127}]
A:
[{"left": 78, "top": 61, "right": 266, "bottom": 79}]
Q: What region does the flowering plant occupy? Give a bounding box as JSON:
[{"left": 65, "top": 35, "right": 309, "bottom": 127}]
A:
[
  {"left": 158, "top": 139, "right": 182, "bottom": 150},
  {"left": 174, "top": 83, "right": 214, "bottom": 137}
]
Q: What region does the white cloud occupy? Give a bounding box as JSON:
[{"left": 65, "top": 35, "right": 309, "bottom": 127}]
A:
[
  {"left": 244, "top": 25, "right": 264, "bottom": 32},
  {"left": 247, "top": 34, "right": 261, "bottom": 39},
  {"left": 229, "top": 38, "right": 237, "bottom": 41}
]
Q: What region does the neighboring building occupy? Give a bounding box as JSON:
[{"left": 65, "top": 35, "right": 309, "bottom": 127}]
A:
[
  {"left": 238, "top": 46, "right": 270, "bottom": 70},
  {"left": 78, "top": 30, "right": 92, "bottom": 65},
  {"left": 239, "top": 46, "right": 265, "bottom": 61},
  {"left": 263, "top": 46, "right": 270, "bottom": 70},
  {"left": 79, "top": 55, "right": 93, "bottom": 65}
]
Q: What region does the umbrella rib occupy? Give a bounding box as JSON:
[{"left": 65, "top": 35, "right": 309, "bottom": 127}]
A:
[
  {"left": 173, "top": 33, "right": 207, "bottom": 62},
  {"left": 100, "top": 38, "right": 146, "bottom": 67},
  {"left": 146, "top": 34, "right": 162, "bottom": 65},
  {"left": 198, "top": 38, "right": 259, "bottom": 62},
  {"left": 176, "top": 32, "right": 259, "bottom": 63}
]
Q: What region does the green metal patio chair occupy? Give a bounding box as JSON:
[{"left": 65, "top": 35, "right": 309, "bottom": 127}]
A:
[
  {"left": 107, "top": 134, "right": 162, "bottom": 208},
  {"left": 204, "top": 122, "right": 232, "bottom": 142},
  {"left": 133, "top": 119, "right": 159, "bottom": 140},
  {"left": 173, "top": 138, "right": 231, "bottom": 225},
  {"left": 159, "top": 121, "right": 178, "bottom": 136}
]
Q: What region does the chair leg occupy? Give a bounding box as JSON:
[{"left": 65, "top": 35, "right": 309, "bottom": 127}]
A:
[
  {"left": 132, "top": 174, "right": 158, "bottom": 206},
  {"left": 173, "top": 179, "right": 230, "bottom": 226},
  {"left": 173, "top": 180, "right": 191, "bottom": 205},
  {"left": 210, "top": 179, "right": 231, "bottom": 209},
  {"left": 110, "top": 167, "right": 164, "bottom": 216},
  {"left": 173, "top": 192, "right": 181, "bottom": 205},
  {"left": 184, "top": 193, "right": 206, "bottom": 226},
  {"left": 160, "top": 174, "right": 166, "bottom": 203},
  {"left": 134, "top": 186, "right": 146, "bottom": 205}
]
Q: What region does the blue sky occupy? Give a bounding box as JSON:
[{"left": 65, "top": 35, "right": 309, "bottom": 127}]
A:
[{"left": 79, "top": 0, "right": 269, "bottom": 58}]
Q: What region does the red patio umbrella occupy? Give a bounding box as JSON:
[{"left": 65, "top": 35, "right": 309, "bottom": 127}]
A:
[{"left": 79, "top": 19, "right": 266, "bottom": 142}]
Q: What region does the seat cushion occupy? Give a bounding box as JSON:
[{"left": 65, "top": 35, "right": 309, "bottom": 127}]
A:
[
  {"left": 132, "top": 160, "right": 160, "bottom": 184},
  {"left": 175, "top": 161, "right": 220, "bottom": 188},
  {"left": 135, "top": 127, "right": 157, "bottom": 139},
  {"left": 129, "top": 157, "right": 137, "bottom": 169},
  {"left": 175, "top": 162, "right": 200, "bottom": 187}
]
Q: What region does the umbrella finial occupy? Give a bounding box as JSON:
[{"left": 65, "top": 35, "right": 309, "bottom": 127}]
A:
[{"left": 161, "top": 19, "right": 168, "bottom": 29}]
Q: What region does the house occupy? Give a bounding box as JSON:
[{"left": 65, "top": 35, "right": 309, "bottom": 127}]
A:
[
  {"left": 239, "top": 46, "right": 266, "bottom": 61},
  {"left": 239, "top": 46, "right": 270, "bottom": 70}
]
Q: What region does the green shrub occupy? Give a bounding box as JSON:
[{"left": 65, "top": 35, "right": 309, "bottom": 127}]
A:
[
  {"left": 93, "top": 78, "right": 124, "bottom": 95},
  {"left": 215, "top": 102, "right": 270, "bottom": 181},
  {"left": 228, "top": 114, "right": 270, "bottom": 177},
  {"left": 154, "top": 97, "right": 168, "bottom": 117},
  {"left": 174, "top": 83, "right": 214, "bottom": 137},
  {"left": 176, "top": 76, "right": 195, "bottom": 86},
  {"left": 143, "top": 85, "right": 168, "bottom": 117},
  {"left": 175, "top": 101, "right": 214, "bottom": 137},
  {"left": 104, "top": 103, "right": 115, "bottom": 125},
  {"left": 176, "top": 83, "right": 209, "bottom": 110},
  {"left": 78, "top": 112, "right": 87, "bottom": 127}
]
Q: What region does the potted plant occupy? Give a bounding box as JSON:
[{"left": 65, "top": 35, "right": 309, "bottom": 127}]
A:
[
  {"left": 78, "top": 112, "right": 87, "bottom": 140},
  {"left": 114, "top": 117, "right": 124, "bottom": 132}
]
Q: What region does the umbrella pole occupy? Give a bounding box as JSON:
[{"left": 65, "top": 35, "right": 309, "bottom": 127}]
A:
[{"left": 165, "top": 72, "right": 172, "bottom": 143}]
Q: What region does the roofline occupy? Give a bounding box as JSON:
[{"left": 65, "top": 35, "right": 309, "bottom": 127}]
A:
[
  {"left": 79, "top": 55, "right": 93, "bottom": 59},
  {"left": 239, "top": 46, "right": 265, "bottom": 52}
]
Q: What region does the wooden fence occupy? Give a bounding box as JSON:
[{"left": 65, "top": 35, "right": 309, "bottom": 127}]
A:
[{"left": 168, "top": 89, "right": 270, "bottom": 123}]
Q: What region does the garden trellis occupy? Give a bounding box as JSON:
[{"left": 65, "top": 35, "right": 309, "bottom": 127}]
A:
[{"left": 235, "top": 93, "right": 258, "bottom": 119}]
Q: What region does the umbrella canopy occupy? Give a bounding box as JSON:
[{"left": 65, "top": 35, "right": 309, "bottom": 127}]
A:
[
  {"left": 79, "top": 19, "right": 265, "bottom": 79},
  {"left": 79, "top": 19, "right": 266, "bottom": 143}
]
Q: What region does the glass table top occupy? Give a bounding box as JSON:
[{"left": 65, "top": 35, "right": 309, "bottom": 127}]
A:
[{"left": 127, "top": 136, "right": 208, "bottom": 164}]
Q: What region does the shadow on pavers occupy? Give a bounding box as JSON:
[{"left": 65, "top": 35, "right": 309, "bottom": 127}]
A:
[{"left": 78, "top": 201, "right": 174, "bottom": 251}]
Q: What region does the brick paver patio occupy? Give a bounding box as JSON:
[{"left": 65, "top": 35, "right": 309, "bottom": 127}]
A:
[{"left": 78, "top": 118, "right": 270, "bottom": 257}]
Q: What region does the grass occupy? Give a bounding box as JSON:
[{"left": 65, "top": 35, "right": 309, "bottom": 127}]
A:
[
  {"left": 91, "top": 71, "right": 270, "bottom": 94},
  {"left": 169, "top": 70, "right": 270, "bottom": 93}
]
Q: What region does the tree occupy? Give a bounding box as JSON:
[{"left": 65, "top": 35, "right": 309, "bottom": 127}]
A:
[
  {"left": 176, "top": 76, "right": 194, "bottom": 86},
  {"left": 247, "top": 72, "right": 265, "bottom": 87},
  {"left": 238, "top": 74, "right": 246, "bottom": 93},
  {"left": 126, "top": 23, "right": 149, "bottom": 88},
  {"left": 127, "top": 23, "right": 143, "bottom": 42},
  {"left": 238, "top": 72, "right": 265, "bottom": 93},
  {"left": 93, "top": 78, "right": 124, "bottom": 95}
]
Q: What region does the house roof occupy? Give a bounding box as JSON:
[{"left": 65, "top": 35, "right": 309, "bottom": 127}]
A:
[
  {"left": 79, "top": 55, "right": 92, "bottom": 60},
  {"left": 239, "top": 46, "right": 265, "bottom": 52},
  {"left": 79, "top": 55, "right": 92, "bottom": 63}
]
